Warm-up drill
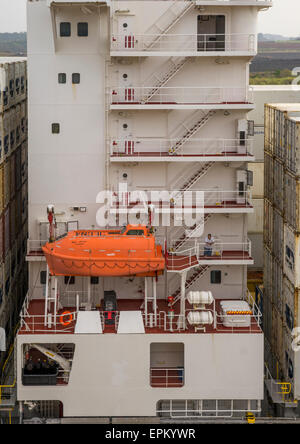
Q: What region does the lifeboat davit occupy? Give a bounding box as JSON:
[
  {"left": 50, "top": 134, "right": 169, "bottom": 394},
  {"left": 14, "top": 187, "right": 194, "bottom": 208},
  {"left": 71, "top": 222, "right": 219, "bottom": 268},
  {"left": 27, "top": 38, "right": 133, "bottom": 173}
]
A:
[{"left": 42, "top": 224, "right": 165, "bottom": 277}]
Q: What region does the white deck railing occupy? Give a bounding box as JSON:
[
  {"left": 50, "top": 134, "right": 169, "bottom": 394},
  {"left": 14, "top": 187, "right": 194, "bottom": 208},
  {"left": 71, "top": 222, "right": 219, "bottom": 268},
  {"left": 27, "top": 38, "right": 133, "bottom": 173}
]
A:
[
  {"left": 111, "top": 33, "right": 256, "bottom": 53},
  {"left": 110, "top": 138, "right": 254, "bottom": 157},
  {"left": 110, "top": 190, "right": 253, "bottom": 209},
  {"left": 109, "top": 86, "right": 253, "bottom": 105},
  {"left": 214, "top": 290, "right": 262, "bottom": 333},
  {"left": 166, "top": 240, "right": 252, "bottom": 270},
  {"left": 150, "top": 367, "right": 184, "bottom": 387},
  {"left": 27, "top": 239, "right": 47, "bottom": 255}
]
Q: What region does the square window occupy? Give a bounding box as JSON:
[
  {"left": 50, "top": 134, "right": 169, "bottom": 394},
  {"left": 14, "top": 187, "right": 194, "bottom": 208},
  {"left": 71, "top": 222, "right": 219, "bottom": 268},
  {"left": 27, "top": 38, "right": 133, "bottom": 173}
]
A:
[
  {"left": 72, "top": 73, "right": 80, "bottom": 84},
  {"left": 60, "top": 22, "right": 71, "bottom": 37},
  {"left": 150, "top": 343, "right": 184, "bottom": 388},
  {"left": 40, "top": 271, "right": 47, "bottom": 285},
  {"left": 78, "top": 22, "right": 88, "bottom": 37},
  {"left": 52, "top": 123, "right": 60, "bottom": 134},
  {"left": 210, "top": 270, "right": 221, "bottom": 284},
  {"left": 58, "top": 73, "right": 67, "bottom": 84},
  {"left": 91, "top": 277, "right": 99, "bottom": 285},
  {"left": 64, "top": 276, "right": 75, "bottom": 285}
]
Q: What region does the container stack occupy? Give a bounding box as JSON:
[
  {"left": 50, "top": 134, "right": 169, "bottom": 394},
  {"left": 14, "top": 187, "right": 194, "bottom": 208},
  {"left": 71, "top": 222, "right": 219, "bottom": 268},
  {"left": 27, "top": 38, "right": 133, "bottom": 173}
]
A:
[
  {"left": 0, "top": 58, "right": 28, "bottom": 347},
  {"left": 264, "top": 103, "right": 300, "bottom": 398}
]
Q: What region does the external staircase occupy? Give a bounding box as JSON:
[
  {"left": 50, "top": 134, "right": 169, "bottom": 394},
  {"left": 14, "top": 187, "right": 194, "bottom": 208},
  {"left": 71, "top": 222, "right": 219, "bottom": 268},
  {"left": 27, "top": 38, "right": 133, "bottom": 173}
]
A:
[
  {"left": 145, "top": 1, "right": 194, "bottom": 49},
  {"left": 169, "top": 110, "right": 216, "bottom": 154},
  {"left": 171, "top": 214, "right": 212, "bottom": 251},
  {"left": 141, "top": 56, "right": 189, "bottom": 104},
  {"left": 170, "top": 265, "right": 209, "bottom": 306}
]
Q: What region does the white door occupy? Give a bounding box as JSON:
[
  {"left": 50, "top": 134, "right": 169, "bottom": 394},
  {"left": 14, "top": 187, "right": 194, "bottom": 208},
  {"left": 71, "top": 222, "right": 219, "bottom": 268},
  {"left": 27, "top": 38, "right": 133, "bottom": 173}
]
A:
[
  {"left": 118, "top": 16, "right": 134, "bottom": 49},
  {"left": 118, "top": 69, "right": 135, "bottom": 103}
]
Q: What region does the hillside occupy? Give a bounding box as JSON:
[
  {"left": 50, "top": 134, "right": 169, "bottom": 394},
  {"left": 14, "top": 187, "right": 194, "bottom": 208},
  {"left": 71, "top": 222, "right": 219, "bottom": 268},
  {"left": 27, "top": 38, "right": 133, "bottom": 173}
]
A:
[{"left": 0, "top": 33, "right": 27, "bottom": 56}]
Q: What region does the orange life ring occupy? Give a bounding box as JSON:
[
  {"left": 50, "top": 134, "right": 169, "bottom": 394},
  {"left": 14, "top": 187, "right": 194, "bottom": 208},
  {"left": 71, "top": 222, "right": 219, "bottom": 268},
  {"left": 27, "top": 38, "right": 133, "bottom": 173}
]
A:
[{"left": 60, "top": 311, "right": 73, "bottom": 326}]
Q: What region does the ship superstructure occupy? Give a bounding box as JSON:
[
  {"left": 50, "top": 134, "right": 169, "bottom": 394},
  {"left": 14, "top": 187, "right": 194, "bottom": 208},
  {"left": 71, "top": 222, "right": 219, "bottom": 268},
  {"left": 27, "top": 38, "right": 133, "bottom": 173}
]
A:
[{"left": 18, "top": 0, "right": 271, "bottom": 420}]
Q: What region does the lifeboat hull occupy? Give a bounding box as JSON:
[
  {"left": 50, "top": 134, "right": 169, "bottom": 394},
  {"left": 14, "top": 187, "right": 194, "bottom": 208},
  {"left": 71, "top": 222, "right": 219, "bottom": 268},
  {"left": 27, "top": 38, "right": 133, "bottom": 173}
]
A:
[{"left": 42, "top": 227, "right": 165, "bottom": 277}]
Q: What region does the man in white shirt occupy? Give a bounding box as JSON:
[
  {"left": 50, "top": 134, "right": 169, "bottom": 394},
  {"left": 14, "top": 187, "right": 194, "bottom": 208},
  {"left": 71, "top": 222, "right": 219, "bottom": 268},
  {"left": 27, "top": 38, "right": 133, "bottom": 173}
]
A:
[{"left": 204, "top": 233, "right": 214, "bottom": 256}]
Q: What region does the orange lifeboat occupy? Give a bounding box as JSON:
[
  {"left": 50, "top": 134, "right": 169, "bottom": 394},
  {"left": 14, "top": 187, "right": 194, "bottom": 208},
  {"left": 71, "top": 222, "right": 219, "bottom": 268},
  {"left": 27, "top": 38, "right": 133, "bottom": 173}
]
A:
[{"left": 42, "top": 224, "right": 165, "bottom": 277}]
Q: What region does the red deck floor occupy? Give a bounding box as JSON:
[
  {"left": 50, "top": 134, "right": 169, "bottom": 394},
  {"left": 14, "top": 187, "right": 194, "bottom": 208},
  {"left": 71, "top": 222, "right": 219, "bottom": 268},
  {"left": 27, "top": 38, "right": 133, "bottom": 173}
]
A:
[
  {"left": 19, "top": 298, "right": 261, "bottom": 335},
  {"left": 166, "top": 251, "right": 253, "bottom": 271},
  {"left": 111, "top": 152, "right": 254, "bottom": 158}
]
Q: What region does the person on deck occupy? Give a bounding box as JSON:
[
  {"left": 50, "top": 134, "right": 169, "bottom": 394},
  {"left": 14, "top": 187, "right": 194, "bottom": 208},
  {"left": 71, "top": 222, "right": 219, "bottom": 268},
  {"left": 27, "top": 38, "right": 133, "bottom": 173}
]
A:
[{"left": 204, "top": 233, "right": 215, "bottom": 256}]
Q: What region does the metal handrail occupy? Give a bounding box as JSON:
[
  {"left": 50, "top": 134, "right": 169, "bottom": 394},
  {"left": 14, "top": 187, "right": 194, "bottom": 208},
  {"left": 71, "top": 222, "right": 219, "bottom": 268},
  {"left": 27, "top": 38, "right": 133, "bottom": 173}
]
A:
[
  {"left": 110, "top": 138, "right": 254, "bottom": 157},
  {"left": 109, "top": 86, "right": 253, "bottom": 105},
  {"left": 111, "top": 33, "right": 256, "bottom": 52},
  {"left": 150, "top": 367, "right": 184, "bottom": 387}
]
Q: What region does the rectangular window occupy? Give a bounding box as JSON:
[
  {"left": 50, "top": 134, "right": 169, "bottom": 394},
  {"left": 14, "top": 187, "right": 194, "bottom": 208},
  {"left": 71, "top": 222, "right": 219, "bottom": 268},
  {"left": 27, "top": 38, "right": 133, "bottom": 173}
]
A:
[
  {"left": 58, "top": 73, "right": 67, "bottom": 84},
  {"left": 40, "top": 271, "right": 47, "bottom": 285},
  {"left": 60, "top": 22, "right": 71, "bottom": 37},
  {"left": 72, "top": 73, "right": 80, "bottom": 84},
  {"left": 210, "top": 270, "right": 221, "bottom": 284},
  {"left": 64, "top": 276, "right": 75, "bottom": 285},
  {"left": 150, "top": 343, "right": 184, "bottom": 388},
  {"left": 78, "top": 22, "right": 88, "bottom": 37},
  {"left": 52, "top": 123, "right": 60, "bottom": 134},
  {"left": 91, "top": 277, "right": 99, "bottom": 285}
]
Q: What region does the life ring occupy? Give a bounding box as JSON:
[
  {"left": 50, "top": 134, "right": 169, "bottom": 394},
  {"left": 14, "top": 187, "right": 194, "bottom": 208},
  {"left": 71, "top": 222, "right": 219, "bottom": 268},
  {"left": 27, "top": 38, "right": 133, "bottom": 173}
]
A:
[{"left": 60, "top": 311, "right": 73, "bottom": 326}]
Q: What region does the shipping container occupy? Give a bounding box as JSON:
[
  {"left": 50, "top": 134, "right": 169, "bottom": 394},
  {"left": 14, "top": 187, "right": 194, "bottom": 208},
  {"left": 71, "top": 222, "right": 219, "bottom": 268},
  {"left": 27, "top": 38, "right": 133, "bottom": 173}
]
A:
[
  {"left": 283, "top": 325, "right": 295, "bottom": 388},
  {"left": 0, "top": 110, "right": 11, "bottom": 161},
  {"left": 21, "top": 180, "right": 28, "bottom": 226},
  {"left": 0, "top": 262, "right": 3, "bottom": 311},
  {"left": 15, "top": 189, "right": 21, "bottom": 236},
  {"left": 21, "top": 142, "right": 27, "bottom": 185},
  {"left": 0, "top": 59, "right": 27, "bottom": 114},
  {"left": 283, "top": 276, "right": 296, "bottom": 330},
  {"left": 0, "top": 62, "right": 14, "bottom": 112},
  {"left": 284, "top": 172, "right": 299, "bottom": 232},
  {"left": 22, "top": 221, "right": 28, "bottom": 258},
  {"left": 20, "top": 101, "right": 27, "bottom": 143},
  {"left": 264, "top": 152, "right": 273, "bottom": 203},
  {"left": 15, "top": 145, "right": 21, "bottom": 192},
  {"left": 10, "top": 240, "right": 17, "bottom": 283},
  {"left": 15, "top": 103, "right": 22, "bottom": 148},
  {"left": 285, "top": 116, "right": 298, "bottom": 175},
  {"left": 0, "top": 213, "right": 3, "bottom": 263},
  {"left": 272, "top": 208, "right": 283, "bottom": 261},
  {"left": 9, "top": 107, "right": 16, "bottom": 154},
  {"left": 271, "top": 305, "right": 284, "bottom": 370},
  {"left": 10, "top": 197, "right": 16, "bottom": 247},
  {"left": 283, "top": 223, "right": 300, "bottom": 288},
  {"left": 0, "top": 164, "right": 4, "bottom": 215},
  {"left": 3, "top": 158, "right": 10, "bottom": 209},
  {"left": 15, "top": 60, "right": 27, "bottom": 105},
  {"left": 265, "top": 103, "right": 300, "bottom": 174},
  {"left": 264, "top": 104, "right": 274, "bottom": 155},
  {"left": 3, "top": 205, "right": 10, "bottom": 258},
  {"left": 273, "top": 159, "right": 284, "bottom": 214},
  {"left": 264, "top": 199, "right": 273, "bottom": 250},
  {"left": 10, "top": 151, "right": 16, "bottom": 200},
  {"left": 16, "top": 231, "right": 22, "bottom": 271},
  {"left": 4, "top": 250, "right": 11, "bottom": 298},
  {"left": 272, "top": 258, "right": 283, "bottom": 316}
]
